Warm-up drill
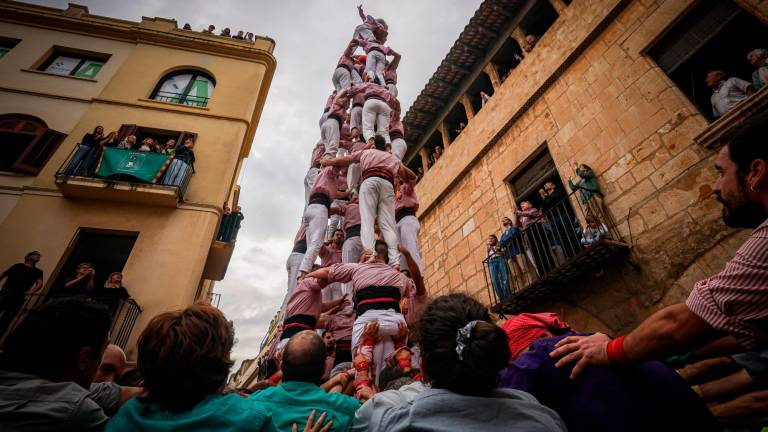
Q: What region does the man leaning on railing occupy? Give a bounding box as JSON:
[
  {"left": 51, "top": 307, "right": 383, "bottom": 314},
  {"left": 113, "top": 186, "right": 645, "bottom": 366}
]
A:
[{"left": 0, "top": 251, "right": 43, "bottom": 336}]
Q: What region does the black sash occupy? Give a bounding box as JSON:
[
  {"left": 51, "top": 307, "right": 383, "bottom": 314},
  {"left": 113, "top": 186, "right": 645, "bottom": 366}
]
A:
[
  {"left": 345, "top": 224, "right": 361, "bottom": 238},
  {"left": 281, "top": 314, "right": 317, "bottom": 340},
  {"left": 309, "top": 193, "right": 331, "bottom": 210},
  {"left": 362, "top": 168, "right": 395, "bottom": 187},
  {"left": 395, "top": 208, "right": 417, "bottom": 223},
  {"left": 354, "top": 285, "right": 401, "bottom": 316},
  {"left": 334, "top": 339, "right": 352, "bottom": 366},
  {"left": 292, "top": 239, "right": 307, "bottom": 254}
]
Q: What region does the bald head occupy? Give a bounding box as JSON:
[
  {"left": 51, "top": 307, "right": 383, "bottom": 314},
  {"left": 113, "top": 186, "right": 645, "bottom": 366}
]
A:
[
  {"left": 93, "top": 344, "right": 126, "bottom": 383},
  {"left": 282, "top": 330, "right": 325, "bottom": 384}
]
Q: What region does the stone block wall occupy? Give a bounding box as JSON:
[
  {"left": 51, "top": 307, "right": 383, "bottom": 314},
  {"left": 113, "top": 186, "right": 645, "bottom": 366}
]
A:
[{"left": 415, "top": 0, "right": 763, "bottom": 332}]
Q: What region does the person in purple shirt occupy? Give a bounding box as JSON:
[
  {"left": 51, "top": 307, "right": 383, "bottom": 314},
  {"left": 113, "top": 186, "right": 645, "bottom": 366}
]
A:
[{"left": 499, "top": 331, "right": 721, "bottom": 432}]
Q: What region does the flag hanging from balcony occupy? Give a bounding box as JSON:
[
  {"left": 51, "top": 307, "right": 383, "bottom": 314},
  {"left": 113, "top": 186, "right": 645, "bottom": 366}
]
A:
[{"left": 96, "top": 148, "right": 172, "bottom": 183}]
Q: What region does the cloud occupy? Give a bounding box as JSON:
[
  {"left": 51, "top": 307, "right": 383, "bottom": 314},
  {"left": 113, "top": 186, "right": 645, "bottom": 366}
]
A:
[{"left": 30, "top": 0, "right": 483, "bottom": 370}]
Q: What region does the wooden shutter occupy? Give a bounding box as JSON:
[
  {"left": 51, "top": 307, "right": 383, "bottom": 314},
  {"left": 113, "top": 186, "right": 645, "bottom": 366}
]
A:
[
  {"left": 12, "top": 128, "right": 67, "bottom": 174},
  {"left": 116, "top": 124, "right": 138, "bottom": 141}
]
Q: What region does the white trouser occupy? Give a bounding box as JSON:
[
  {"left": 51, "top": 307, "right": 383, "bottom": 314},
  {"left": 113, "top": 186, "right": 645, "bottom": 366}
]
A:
[
  {"left": 352, "top": 68, "right": 363, "bottom": 84},
  {"left": 365, "top": 50, "right": 386, "bottom": 85},
  {"left": 397, "top": 215, "right": 423, "bottom": 274},
  {"left": 303, "top": 167, "right": 320, "bottom": 206},
  {"left": 300, "top": 203, "right": 328, "bottom": 273},
  {"left": 387, "top": 83, "right": 398, "bottom": 97},
  {"left": 390, "top": 138, "right": 407, "bottom": 161},
  {"left": 283, "top": 251, "right": 304, "bottom": 311},
  {"left": 341, "top": 236, "right": 363, "bottom": 295},
  {"left": 322, "top": 283, "right": 344, "bottom": 302},
  {"left": 350, "top": 106, "right": 363, "bottom": 132},
  {"left": 359, "top": 177, "right": 399, "bottom": 265},
  {"left": 321, "top": 118, "right": 340, "bottom": 159},
  {"left": 347, "top": 163, "right": 361, "bottom": 193},
  {"left": 352, "top": 309, "right": 406, "bottom": 386},
  {"left": 319, "top": 112, "right": 328, "bottom": 130},
  {"left": 362, "top": 99, "right": 391, "bottom": 143},
  {"left": 332, "top": 66, "right": 352, "bottom": 92},
  {"left": 327, "top": 200, "right": 345, "bottom": 240}
]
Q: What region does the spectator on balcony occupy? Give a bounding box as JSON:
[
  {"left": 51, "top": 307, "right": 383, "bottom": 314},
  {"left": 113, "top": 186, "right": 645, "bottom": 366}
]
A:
[
  {"left": 707, "top": 70, "right": 754, "bottom": 119},
  {"left": 219, "top": 27, "right": 231, "bottom": 37},
  {"left": 65, "top": 125, "right": 108, "bottom": 176},
  {"left": 455, "top": 122, "right": 466, "bottom": 136},
  {"left": 107, "top": 303, "right": 277, "bottom": 431},
  {"left": 581, "top": 215, "right": 608, "bottom": 246},
  {"left": 117, "top": 135, "right": 136, "bottom": 150},
  {"left": 93, "top": 344, "right": 127, "bottom": 384},
  {"left": 217, "top": 204, "right": 232, "bottom": 241},
  {"left": 250, "top": 330, "right": 360, "bottom": 431},
  {"left": 228, "top": 206, "right": 245, "bottom": 242},
  {"left": 0, "top": 251, "right": 43, "bottom": 335},
  {"left": 747, "top": 48, "right": 768, "bottom": 91},
  {"left": 568, "top": 163, "right": 604, "bottom": 216},
  {"left": 515, "top": 201, "right": 553, "bottom": 276},
  {"left": 63, "top": 263, "right": 96, "bottom": 296},
  {"left": 415, "top": 166, "right": 424, "bottom": 183},
  {"left": 137, "top": 138, "right": 153, "bottom": 152},
  {"left": 0, "top": 297, "right": 113, "bottom": 431},
  {"left": 94, "top": 271, "right": 130, "bottom": 320},
  {"left": 430, "top": 146, "right": 443, "bottom": 166},
  {"left": 523, "top": 35, "right": 538, "bottom": 53},
  {"left": 501, "top": 217, "right": 533, "bottom": 286},
  {"left": 246, "top": 32, "right": 254, "bottom": 42},
  {"left": 150, "top": 141, "right": 164, "bottom": 153},
  {"left": 480, "top": 91, "right": 491, "bottom": 107},
  {"left": 162, "top": 139, "right": 176, "bottom": 156},
  {"left": 233, "top": 30, "right": 245, "bottom": 40},
  {"left": 163, "top": 138, "right": 195, "bottom": 188},
  {"left": 488, "top": 234, "right": 511, "bottom": 301}
]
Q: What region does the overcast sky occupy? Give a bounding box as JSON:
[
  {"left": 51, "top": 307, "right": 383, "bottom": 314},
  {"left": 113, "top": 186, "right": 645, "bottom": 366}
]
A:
[{"left": 32, "top": 0, "right": 482, "bottom": 370}]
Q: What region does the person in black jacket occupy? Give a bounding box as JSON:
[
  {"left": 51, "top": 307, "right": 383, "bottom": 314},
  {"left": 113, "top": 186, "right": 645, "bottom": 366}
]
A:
[{"left": 163, "top": 138, "right": 195, "bottom": 188}]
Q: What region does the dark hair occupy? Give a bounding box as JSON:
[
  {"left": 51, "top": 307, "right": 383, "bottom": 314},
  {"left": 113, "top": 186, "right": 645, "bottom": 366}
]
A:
[
  {"left": 379, "top": 366, "right": 420, "bottom": 391},
  {"left": 333, "top": 229, "right": 344, "bottom": 237},
  {"left": 375, "top": 240, "right": 389, "bottom": 263},
  {"left": 726, "top": 114, "right": 768, "bottom": 178},
  {"left": 373, "top": 135, "right": 387, "bottom": 151},
  {"left": 419, "top": 294, "right": 510, "bottom": 396},
  {"left": 24, "top": 251, "right": 40, "bottom": 260},
  {"left": 138, "top": 303, "right": 234, "bottom": 411},
  {"left": 1, "top": 297, "right": 111, "bottom": 381},
  {"left": 282, "top": 331, "right": 326, "bottom": 384}
]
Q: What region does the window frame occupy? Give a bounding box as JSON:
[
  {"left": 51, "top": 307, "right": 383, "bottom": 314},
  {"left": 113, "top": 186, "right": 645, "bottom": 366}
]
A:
[
  {"left": 33, "top": 45, "right": 111, "bottom": 79},
  {"left": 0, "top": 36, "right": 21, "bottom": 60},
  {"left": 0, "top": 114, "right": 67, "bottom": 175},
  {"left": 149, "top": 69, "right": 217, "bottom": 108}
]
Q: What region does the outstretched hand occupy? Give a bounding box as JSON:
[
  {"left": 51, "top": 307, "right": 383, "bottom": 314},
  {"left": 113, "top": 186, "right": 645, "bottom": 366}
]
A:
[
  {"left": 549, "top": 332, "right": 612, "bottom": 379},
  {"left": 292, "top": 410, "right": 332, "bottom": 432},
  {"left": 363, "top": 321, "right": 380, "bottom": 341},
  {"left": 394, "top": 321, "right": 408, "bottom": 343}
]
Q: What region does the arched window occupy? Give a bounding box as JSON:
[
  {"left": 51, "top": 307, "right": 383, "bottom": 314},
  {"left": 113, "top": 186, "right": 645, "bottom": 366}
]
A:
[
  {"left": 0, "top": 114, "right": 66, "bottom": 174},
  {"left": 150, "top": 69, "right": 216, "bottom": 108}
]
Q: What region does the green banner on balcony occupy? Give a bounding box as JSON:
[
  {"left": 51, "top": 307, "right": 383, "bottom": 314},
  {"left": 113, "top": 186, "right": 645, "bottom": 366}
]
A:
[{"left": 96, "top": 148, "right": 172, "bottom": 183}]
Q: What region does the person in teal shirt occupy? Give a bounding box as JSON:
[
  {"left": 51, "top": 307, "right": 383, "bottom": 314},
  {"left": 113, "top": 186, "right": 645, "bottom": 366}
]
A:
[
  {"left": 107, "top": 303, "right": 277, "bottom": 432},
  {"left": 251, "top": 330, "right": 361, "bottom": 431}
]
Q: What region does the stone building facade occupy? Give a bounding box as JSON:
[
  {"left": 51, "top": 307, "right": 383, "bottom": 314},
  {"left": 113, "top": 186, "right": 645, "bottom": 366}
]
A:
[{"left": 404, "top": 0, "right": 767, "bottom": 334}]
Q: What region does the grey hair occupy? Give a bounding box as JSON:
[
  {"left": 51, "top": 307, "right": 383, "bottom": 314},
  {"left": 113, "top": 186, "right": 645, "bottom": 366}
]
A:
[
  {"left": 749, "top": 48, "right": 768, "bottom": 59},
  {"left": 708, "top": 70, "right": 726, "bottom": 80}
]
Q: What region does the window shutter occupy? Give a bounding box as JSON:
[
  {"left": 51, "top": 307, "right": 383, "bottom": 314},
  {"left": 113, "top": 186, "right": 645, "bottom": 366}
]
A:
[
  {"left": 116, "top": 124, "right": 138, "bottom": 141},
  {"left": 12, "top": 128, "right": 67, "bottom": 174}
]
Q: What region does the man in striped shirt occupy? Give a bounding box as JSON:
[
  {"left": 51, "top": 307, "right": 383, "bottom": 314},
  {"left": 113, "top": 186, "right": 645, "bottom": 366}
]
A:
[{"left": 551, "top": 115, "right": 768, "bottom": 379}]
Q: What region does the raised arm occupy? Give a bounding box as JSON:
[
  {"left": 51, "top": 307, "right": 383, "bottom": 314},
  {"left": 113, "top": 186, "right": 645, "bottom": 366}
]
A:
[
  {"left": 388, "top": 51, "right": 401, "bottom": 69},
  {"left": 357, "top": 5, "right": 366, "bottom": 22},
  {"left": 397, "top": 163, "right": 416, "bottom": 181},
  {"left": 305, "top": 267, "right": 331, "bottom": 282},
  {"left": 344, "top": 39, "right": 359, "bottom": 57},
  {"left": 398, "top": 244, "right": 425, "bottom": 296},
  {"left": 321, "top": 155, "right": 354, "bottom": 168}
]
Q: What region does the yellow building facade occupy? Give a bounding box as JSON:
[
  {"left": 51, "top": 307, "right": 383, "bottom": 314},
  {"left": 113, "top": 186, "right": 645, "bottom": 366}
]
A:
[
  {"left": 404, "top": 0, "right": 768, "bottom": 334},
  {"left": 0, "top": 1, "right": 275, "bottom": 359}
]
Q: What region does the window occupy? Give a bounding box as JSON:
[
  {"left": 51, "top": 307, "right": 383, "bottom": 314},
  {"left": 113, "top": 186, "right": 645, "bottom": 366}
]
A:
[
  {"left": 49, "top": 229, "right": 138, "bottom": 295},
  {"left": 37, "top": 47, "right": 110, "bottom": 79},
  {"left": 150, "top": 69, "right": 216, "bottom": 107},
  {"left": 519, "top": 0, "right": 559, "bottom": 42},
  {"left": 0, "top": 37, "right": 20, "bottom": 60},
  {"left": 0, "top": 114, "right": 66, "bottom": 174},
  {"left": 648, "top": 1, "right": 768, "bottom": 121}
]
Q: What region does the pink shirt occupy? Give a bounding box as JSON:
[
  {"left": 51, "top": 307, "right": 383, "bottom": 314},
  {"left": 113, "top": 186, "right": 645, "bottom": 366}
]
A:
[
  {"left": 309, "top": 142, "right": 325, "bottom": 168},
  {"left": 337, "top": 41, "right": 357, "bottom": 70},
  {"left": 309, "top": 166, "right": 338, "bottom": 200},
  {"left": 349, "top": 138, "right": 366, "bottom": 153},
  {"left": 285, "top": 277, "right": 328, "bottom": 319},
  {"left": 357, "top": 39, "right": 390, "bottom": 55},
  {"left": 323, "top": 91, "right": 336, "bottom": 113},
  {"left": 338, "top": 202, "right": 361, "bottom": 230},
  {"left": 515, "top": 208, "right": 544, "bottom": 228},
  {"left": 384, "top": 63, "right": 398, "bottom": 84},
  {"left": 396, "top": 178, "right": 419, "bottom": 212},
  {"left": 293, "top": 221, "right": 307, "bottom": 244},
  {"left": 328, "top": 91, "right": 352, "bottom": 121},
  {"left": 389, "top": 101, "right": 404, "bottom": 138},
  {"left": 349, "top": 83, "right": 392, "bottom": 103},
  {"left": 351, "top": 148, "right": 402, "bottom": 177},
  {"left": 319, "top": 244, "right": 342, "bottom": 267},
  {"left": 352, "top": 89, "right": 366, "bottom": 107},
  {"left": 327, "top": 262, "right": 414, "bottom": 298},
  {"left": 337, "top": 172, "right": 348, "bottom": 191},
  {"left": 323, "top": 307, "right": 355, "bottom": 341},
  {"left": 687, "top": 218, "right": 768, "bottom": 349}
]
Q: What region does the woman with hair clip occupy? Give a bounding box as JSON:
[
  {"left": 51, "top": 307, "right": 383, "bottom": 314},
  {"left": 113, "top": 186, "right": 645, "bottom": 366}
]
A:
[{"left": 351, "top": 293, "right": 565, "bottom": 431}]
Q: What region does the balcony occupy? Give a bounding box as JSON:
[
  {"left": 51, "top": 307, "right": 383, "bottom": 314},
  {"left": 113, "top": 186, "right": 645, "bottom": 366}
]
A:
[
  {"left": 151, "top": 91, "right": 210, "bottom": 108},
  {"left": 0, "top": 293, "right": 142, "bottom": 349},
  {"left": 201, "top": 213, "right": 243, "bottom": 281},
  {"left": 55, "top": 145, "right": 193, "bottom": 207},
  {"left": 484, "top": 192, "right": 630, "bottom": 316}
]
